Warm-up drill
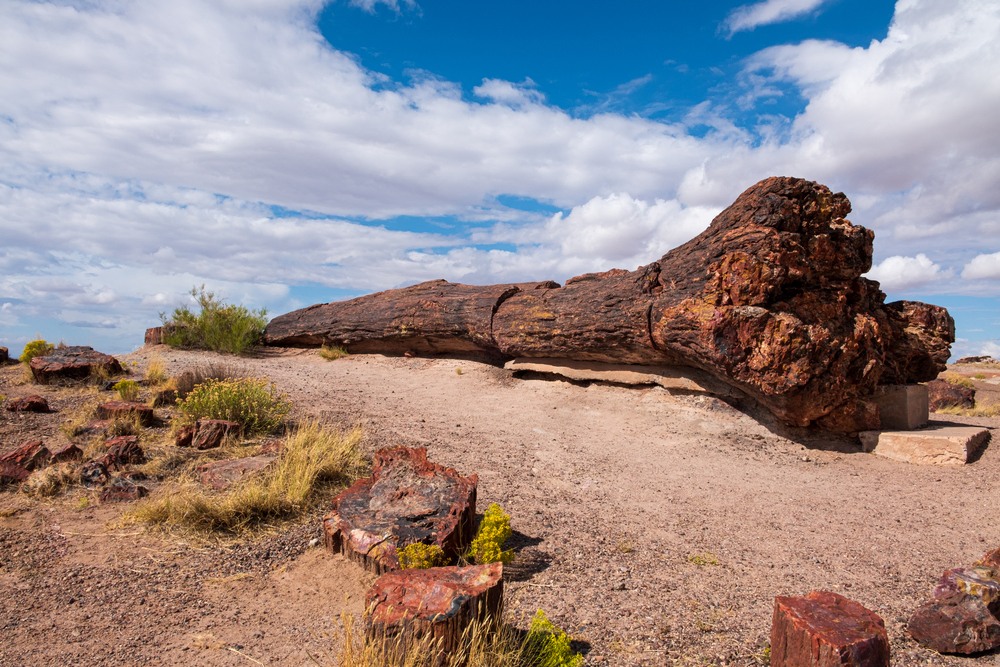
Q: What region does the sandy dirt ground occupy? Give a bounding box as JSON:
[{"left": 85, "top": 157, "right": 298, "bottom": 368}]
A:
[{"left": 1, "top": 346, "right": 999, "bottom": 667}]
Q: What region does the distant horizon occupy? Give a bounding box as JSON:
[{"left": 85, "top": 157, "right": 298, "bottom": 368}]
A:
[{"left": 1, "top": 0, "right": 998, "bottom": 360}]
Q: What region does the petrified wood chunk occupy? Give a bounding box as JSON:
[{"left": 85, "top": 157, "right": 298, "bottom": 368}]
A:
[
  {"left": 30, "top": 346, "right": 123, "bottom": 385},
  {"left": 96, "top": 401, "right": 156, "bottom": 427},
  {"left": 101, "top": 436, "right": 146, "bottom": 470},
  {"left": 5, "top": 395, "right": 52, "bottom": 413},
  {"left": 50, "top": 444, "right": 83, "bottom": 462},
  {"left": 0, "top": 440, "right": 52, "bottom": 471},
  {"left": 324, "top": 447, "right": 477, "bottom": 574},
  {"left": 265, "top": 177, "right": 953, "bottom": 431},
  {"left": 927, "top": 379, "right": 975, "bottom": 411},
  {"left": 771, "top": 590, "right": 889, "bottom": 667},
  {"left": 366, "top": 562, "right": 503, "bottom": 664},
  {"left": 0, "top": 463, "right": 31, "bottom": 485},
  {"left": 909, "top": 591, "right": 1000, "bottom": 654}
]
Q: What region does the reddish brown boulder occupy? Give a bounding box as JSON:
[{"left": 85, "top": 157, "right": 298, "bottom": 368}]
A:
[
  {"left": 101, "top": 436, "right": 145, "bottom": 469},
  {"left": 771, "top": 590, "right": 889, "bottom": 667},
  {"left": 0, "top": 463, "right": 30, "bottom": 485},
  {"left": 96, "top": 401, "right": 155, "bottom": 426},
  {"left": 198, "top": 456, "right": 276, "bottom": 490},
  {"left": 927, "top": 379, "right": 975, "bottom": 411},
  {"left": 29, "top": 346, "right": 123, "bottom": 385},
  {"left": 265, "top": 178, "right": 954, "bottom": 431},
  {"left": 192, "top": 419, "right": 238, "bottom": 449},
  {"left": 175, "top": 424, "right": 196, "bottom": 447},
  {"left": 0, "top": 440, "right": 52, "bottom": 471},
  {"left": 50, "top": 444, "right": 83, "bottom": 462},
  {"left": 909, "top": 591, "right": 1000, "bottom": 654},
  {"left": 99, "top": 479, "right": 149, "bottom": 502},
  {"left": 144, "top": 326, "right": 164, "bottom": 345},
  {"left": 5, "top": 395, "right": 52, "bottom": 413},
  {"left": 367, "top": 562, "right": 503, "bottom": 661},
  {"left": 324, "top": 446, "right": 478, "bottom": 573}
]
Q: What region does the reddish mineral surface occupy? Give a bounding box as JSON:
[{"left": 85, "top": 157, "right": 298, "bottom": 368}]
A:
[
  {"left": 30, "top": 346, "right": 123, "bottom": 385},
  {"left": 771, "top": 590, "right": 889, "bottom": 667}
]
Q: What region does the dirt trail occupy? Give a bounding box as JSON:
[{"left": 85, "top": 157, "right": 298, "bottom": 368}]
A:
[{"left": 1, "top": 347, "right": 998, "bottom": 666}]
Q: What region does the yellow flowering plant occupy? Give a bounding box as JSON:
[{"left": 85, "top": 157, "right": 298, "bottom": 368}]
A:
[
  {"left": 467, "top": 503, "right": 514, "bottom": 565},
  {"left": 398, "top": 543, "right": 446, "bottom": 569}
]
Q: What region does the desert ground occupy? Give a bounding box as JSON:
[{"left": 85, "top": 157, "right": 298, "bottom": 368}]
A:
[{"left": 1, "top": 345, "right": 999, "bottom": 667}]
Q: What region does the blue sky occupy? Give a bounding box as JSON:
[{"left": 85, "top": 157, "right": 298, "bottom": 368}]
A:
[{"left": 1, "top": 0, "right": 998, "bottom": 360}]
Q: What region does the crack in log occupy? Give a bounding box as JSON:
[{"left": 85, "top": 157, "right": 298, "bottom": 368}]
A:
[{"left": 490, "top": 286, "right": 522, "bottom": 347}]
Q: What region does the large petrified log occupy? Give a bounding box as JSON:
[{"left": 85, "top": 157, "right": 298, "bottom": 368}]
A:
[{"left": 265, "top": 177, "right": 954, "bottom": 430}]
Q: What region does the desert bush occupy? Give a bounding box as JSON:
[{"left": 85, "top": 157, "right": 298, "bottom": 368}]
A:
[
  {"left": 106, "top": 413, "right": 146, "bottom": 438},
  {"left": 161, "top": 286, "right": 268, "bottom": 355},
  {"left": 522, "top": 610, "right": 584, "bottom": 667},
  {"left": 113, "top": 379, "right": 141, "bottom": 402},
  {"left": 144, "top": 357, "right": 167, "bottom": 385},
  {"left": 467, "top": 503, "right": 514, "bottom": 565},
  {"left": 170, "top": 362, "right": 246, "bottom": 400},
  {"left": 19, "top": 339, "right": 54, "bottom": 364},
  {"left": 177, "top": 377, "right": 290, "bottom": 435},
  {"left": 319, "top": 344, "right": 349, "bottom": 361},
  {"left": 398, "top": 543, "right": 446, "bottom": 569},
  {"left": 942, "top": 372, "right": 975, "bottom": 390},
  {"left": 128, "top": 421, "right": 365, "bottom": 533}
]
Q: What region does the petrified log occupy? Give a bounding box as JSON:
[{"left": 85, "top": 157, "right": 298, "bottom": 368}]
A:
[
  {"left": 0, "top": 440, "right": 52, "bottom": 471},
  {"left": 95, "top": 401, "right": 156, "bottom": 427},
  {"left": 30, "top": 346, "right": 123, "bottom": 384},
  {"left": 927, "top": 379, "right": 975, "bottom": 411},
  {"left": 5, "top": 395, "right": 52, "bottom": 413},
  {"left": 771, "top": 591, "right": 889, "bottom": 667},
  {"left": 265, "top": 177, "right": 954, "bottom": 430},
  {"left": 324, "top": 446, "right": 477, "bottom": 574}
]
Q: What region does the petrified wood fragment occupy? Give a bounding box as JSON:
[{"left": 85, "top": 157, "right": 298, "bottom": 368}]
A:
[
  {"left": 771, "top": 591, "right": 889, "bottom": 667},
  {"left": 265, "top": 177, "right": 953, "bottom": 430},
  {"left": 927, "top": 379, "right": 975, "bottom": 411},
  {"left": 5, "top": 395, "right": 52, "bottom": 413},
  {"left": 30, "top": 346, "right": 123, "bottom": 385},
  {"left": 324, "top": 447, "right": 477, "bottom": 574},
  {"left": 366, "top": 562, "right": 503, "bottom": 665},
  {"left": 0, "top": 440, "right": 52, "bottom": 471},
  {"left": 96, "top": 401, "right": 156, "bottom": 427},
  {"left": 909, "top": 591, "right": 1000, "bottom": 654}
]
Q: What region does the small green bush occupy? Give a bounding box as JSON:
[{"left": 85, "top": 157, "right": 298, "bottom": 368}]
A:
[
  {"left": 523, "top": 610, "right": 583, "bottom": 667},
  {"left": 468, "top": 503, "right": 514, "bottom": 565},
  {"left": 113, "top": 379, "right": 141, "bottom": 402},
  {"left": 177, "top": 377, "right": 291, "bottom": 435},
  {"left": 20, "top": 340, "right": 54, "bottom": 364},
  {"left": 161, "top": 286, "right": 268, "bottom": 356},
  {"left": 398, "top": 543, "right": 446, "bottom": 569},
  {"left": 319, "top": 345, "right": 349, "bottom": 361}
]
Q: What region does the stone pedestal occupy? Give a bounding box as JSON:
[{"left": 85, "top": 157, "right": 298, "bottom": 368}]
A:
[
  {"left": 873, "top": 384, "right": 928, "bottom": 430},
  {"left": 859, "top": 422, "right": 990, "bottom": 465}
]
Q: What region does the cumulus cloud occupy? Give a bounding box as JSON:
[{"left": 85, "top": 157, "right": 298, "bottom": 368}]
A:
[
  {"left": 962, "top": 252, "right": 1000, "bottom": 280},
  {"left": 722, "top": 0, "right": 830, "bottom": 36},
  {"left": 865, "top": 254, "right": 950, "bottom": 292}
]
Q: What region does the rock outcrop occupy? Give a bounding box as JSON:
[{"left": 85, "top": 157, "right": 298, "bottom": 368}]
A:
[
  {"left": 29, "top": 346, "right": 123, "bottom": 384},
  {"left": 264, "top": 177, "right": 953, "bottom": 431},
  {"left": 927, "top": 379, "right": 975, "bottom": 411},
  {"left": 0, "top": 441, "right": 52, "bottom": 471}
]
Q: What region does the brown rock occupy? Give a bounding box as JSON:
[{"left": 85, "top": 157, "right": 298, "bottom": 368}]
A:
[
  {"left": 50, "top": 444, "right": 83, "bottom": 462},
  {"left": 0, "top": 347, "right": 8, "bottom": 364},
  {"left": 927, "top": 379, "right": 975, "bottom": 411},
  {"left": 175, "top": 424, "right": 196, "bottom": 447},
  {"left": 366, "top": 562, "right": 504, "bottom": 663},
  {"left": 265, "top": 177, "right": 954, "bottom": 431},
  {"left": 771, "top": 590, "right": 889, "bottom": 667},
  {"left": 909, "top": 591, "right": 1000, "bottom": 654},
  {"left": 933, "top": 567, "right": 1000, "bottom": 609},
  {"left": 101, "top": 436, "right": 145, "bottom": 470},
  {"left": 0, "top": 463, "right": 30, "bottom": 485},
  {"left": 144, "top": 326, "right": 164, "bottom": 345},
  {"left": 956, "top": 356, "right": 997, "bottom": 364},
  {"left": 151, "top": 388, "right": 177, "bottom": 407},
  {"left": 258, "top": 439, "right": 285, "bottom": 455},
  {"left": 324, "top": 446, "right": 478, "bottom": 573},
  {"left": 192, "top": 419, "right": 238, "bottom": 449},
  {"left": 0, "top": 440, "right": 52, "bottom": 471},
  {"left": 80, "top": 460, "right": 110, "bottom": 488},
  {"left": 99, "top": 479, "right": 149, "bottom": 502},
  {"left": 29, "top": 346, "right": 123, "bottom": 385},
  {"left": 198, "top": 456, "right": 276, "bottom": 490},
  {"left": 5, "top": 395, "right": 52, "bottom": 413},
  {"left": 96, "top": 401, "right": 155, "bottom": 426}
]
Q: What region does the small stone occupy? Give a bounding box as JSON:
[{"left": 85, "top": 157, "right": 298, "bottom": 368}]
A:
[
  {"left": 99, "top": 479, "right": 149, "bottom": 502},
  {"left": 79, "top": 419, "right": 112, "bottom": 437},
  {"left": 5, "top": 395, "right": 52, "bottom": 413},
  {"left": 0, "top": 440, "right": 52, "bottom": 471},
  {"left": 934, "top": 567, "right": 1000, "bottom": 608},
  {"left": 80, "top": 460, "right": 110, "bottom": 488},
  {"left": 101, "top": 436, "right": 145, "bottom": 470},
  {"left": 909, "top": 591, "right": 1000, "bottom": 654},
  {"left": 257, "top": 439, "right": 285, "bottom": 455},
  {"left": 175, "top": 424, "right": 196, "bottom": 447},
  {"left": 96, "top": 401, "right": 156, "bottom": 427},
  {"left": 771, "top": 590, "right": 889, "bottom": 667}
]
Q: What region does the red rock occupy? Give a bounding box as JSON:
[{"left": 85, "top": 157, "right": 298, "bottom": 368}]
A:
[
  {"left": 771, "top": 590, "right": 889, "bottom": 667},
  {"left": 0, "top": 440, "right": 52, "bottom": 471},
  {"left": 909, "top": 591, "right": 1000, "bottom": 654},
  {"left": 5, "top": 395, "right": 52, "bottom": 413},
  {"left": 96, "top": 401, "right": 155, "bottom": 426},
  {"left": 198, "top": 456, "right": 276, "bottom": 490},
  {"left": 324, "top": 446, "right": 478, "bottom": 573},
  {"left": 80, "top": 460, "right": 110, "bottom": 488},
  {"left": 99, "top": 479, "right": 149, "bottom": 502},
  {"left": 120, "top": 470, "right": 147, "bottom": 482},
  {"left": 367, "top": 562, "right": 503, "bottom": 661},
  {"left": 192, "top": 419, "right": 238, "bottom": 449},
  {"left": 0, "top": 463, "right": 30, "bottom": 485},
  {"left": 29, "top": 346, "right": 123, "bottom": 385},
  {"left": 50, "top": 444, "right": 83, "bottom": 462},
  {"left": 927, "top": 379, "right": 975, "bottom": 411},
  {"left": 933, "top": 567, "right": 1000, "bottom": 607},
  {"left": 956, "top": 356, "right": 996, "bottom": 364},
  {"left": 175, "top": 424, "right": 196, "bottom": 447},
  {"left": 144, "top": 326, "right": 164, "bottom": 345},
  {"left": 101, "top": 436, "right": 145, "bottom": 470},
  {"left": 265, "top": 178, "right": 955, "bottom": 431},
  {"left": 976, "top": 548, "right": 1000, "bottom": 569}
]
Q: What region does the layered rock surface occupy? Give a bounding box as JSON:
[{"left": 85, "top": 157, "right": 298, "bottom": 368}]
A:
[
  {"left": 29, "top": 346, "right": 123, "bottom": 384},
  {"left": 265, "top": 177, "right": 953, "bottom": 430},
  {"left": 771, "top": 590, "right": 889, "bottom": 667}
]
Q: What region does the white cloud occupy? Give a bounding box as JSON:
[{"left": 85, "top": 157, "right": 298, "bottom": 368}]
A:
[
  {"left": 723, "top": 0, "right": 830, "bottom": 36},
  {"left": 865, "top": 254, "right": 950, "bottom": 292},
  {"left": 963, "top": 252, "right": 1000, "bottom": 280},
  {"left": 347, "top": 0, "right": 417, "bottom": 13},
  {"left": 981, "top": 341, "right": 1000, "bottom": 357}
]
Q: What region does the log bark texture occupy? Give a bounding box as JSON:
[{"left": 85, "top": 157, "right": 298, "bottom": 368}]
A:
[{"left": 265, "top": 177, "right": 954, "bottom": 430}]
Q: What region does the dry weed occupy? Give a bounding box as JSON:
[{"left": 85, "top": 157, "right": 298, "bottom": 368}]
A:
[
  {"left": 22, "top": 463, "right": 79, "bottom": 497},
  {"left": 61, "top": 401, "right": 99, "bottom": 438},
  {"left": 144, "top": 356, "right": 168, "bottom": 385}
]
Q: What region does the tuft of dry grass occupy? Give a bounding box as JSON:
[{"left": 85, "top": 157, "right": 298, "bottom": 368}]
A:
[
  {"left": 319, "top": 345, "right": 349, "bottom": 361},
  {"left": 106, "top": 413, "right": 146, "bottom": 438},
  {"left": 61, "top": 401, "right": 100, "bottom": 438},
  {"left": 22, "top": 463, "right": 79, "bottom": 497},
  {"left": 128, "top": 421, "right": 366, "bottom": 533},
  {"left": 936, "top": 402, "right": 1000, "bottom": 418},
  {"left": 144, "top": 356, "right": 168, "bottom": 385},
  {"left": 942, "top": 371, "right": 975, "bottom": 390}
]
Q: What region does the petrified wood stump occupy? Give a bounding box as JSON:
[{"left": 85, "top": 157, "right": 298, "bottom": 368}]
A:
[
  {"left": 265, "top": 177, "right": 953, "bottom": 431},
  {"left": 772, "top": 591, "right": 889, "bottom": 667},
  {"left": 366, "top": 562, "right": 504, "bottom": 665},
  {"left": 324, "top": 447, "right": 477, "bottom": 574},
  {"left": 30, "top": 346, "right": 123, "bottom": 385}
]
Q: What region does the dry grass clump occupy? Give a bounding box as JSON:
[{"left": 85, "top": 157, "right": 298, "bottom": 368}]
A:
[
  {"left": 319, "top": 344, "right": 349, "bottom": 361},
  {"left": 942, "top": 371, "right": 975, "bottom": 389},
  {"left": 128, "top": 421, "right": 365, "bottom": 533},
  {"left": 61, "top": 401, "right": 100, "bottom": 438},
  {"left": 22, "top": 463, "right": 79, "bottom": 497},
  {"left": 105, "top": 413, "right": 147, "bottom": 438},
  {"left": 144, "top": 356, "right": 168, "bottom": 385},
  {"left": 936, "top": 402, "right": 1000, "bottom": 418},
  {"left": 169, "top": 362, "right": 247, "bottom": 400}
]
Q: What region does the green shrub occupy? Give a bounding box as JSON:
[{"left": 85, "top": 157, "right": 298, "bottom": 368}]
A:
[
  {"left": 399, "top": 543, "right": 446, "bottom": 569},
  {"left": 113, "top": 379, "right": 141, "bottom": 402},
  {"left": 468, "top": 503, "right": 514, "bottom": 565},
  {"left": 177, "top": 377, "right": 291, "bottom": 435},
  {"left": 161, "top": 286, "right": 268, "bottom": 355},
  {"left": 523, "top": 610, "right": 583, "bottom": 667},
  {"left": 20, "top": 339, "right": 54, "bottom": 364},
  {"left": 319, "top": 345, "right": 349, "bottom": 361}
]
